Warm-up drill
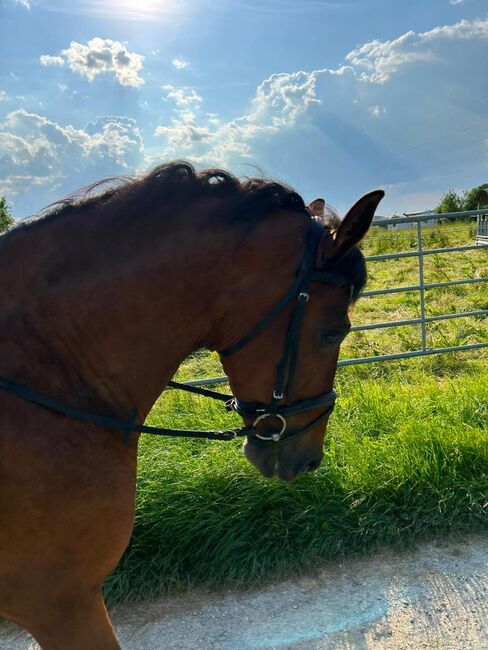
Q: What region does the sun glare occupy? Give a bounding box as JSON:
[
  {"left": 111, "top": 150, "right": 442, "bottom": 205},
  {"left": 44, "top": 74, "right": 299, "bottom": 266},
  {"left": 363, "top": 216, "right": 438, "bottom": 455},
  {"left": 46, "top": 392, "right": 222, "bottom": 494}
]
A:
[
  {"left": 109, "top": 0, "right": 187, "bottom": 20},
  {"left": 42, "top": 0, "right": 191, "bottom": 21}
]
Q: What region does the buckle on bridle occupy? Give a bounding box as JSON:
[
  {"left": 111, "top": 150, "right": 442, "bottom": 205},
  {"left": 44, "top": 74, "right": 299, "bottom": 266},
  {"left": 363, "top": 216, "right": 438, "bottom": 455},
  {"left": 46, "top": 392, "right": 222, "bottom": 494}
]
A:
[
  {"left": 225, "top": 397, "right": 237, "bottom": 412},
  {"left": 253, "top": 413, "right": 287, "bottom": 442}
]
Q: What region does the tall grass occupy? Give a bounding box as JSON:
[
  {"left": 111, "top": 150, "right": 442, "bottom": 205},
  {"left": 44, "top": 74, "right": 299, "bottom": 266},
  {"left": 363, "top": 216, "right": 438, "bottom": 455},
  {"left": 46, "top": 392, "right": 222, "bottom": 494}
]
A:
[
  {"left": 105, "top": 366, "right": 487, "bottom": 604},
  {"left": 104, "top": 221, "right": 487, "bottom": 604}
]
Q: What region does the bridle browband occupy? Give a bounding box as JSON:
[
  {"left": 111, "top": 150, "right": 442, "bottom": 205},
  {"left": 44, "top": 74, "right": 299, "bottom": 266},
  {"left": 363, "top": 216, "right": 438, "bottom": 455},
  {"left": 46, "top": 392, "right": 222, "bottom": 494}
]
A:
[{"left": 0, "top": 218, "right": 352, "bottom": 444}]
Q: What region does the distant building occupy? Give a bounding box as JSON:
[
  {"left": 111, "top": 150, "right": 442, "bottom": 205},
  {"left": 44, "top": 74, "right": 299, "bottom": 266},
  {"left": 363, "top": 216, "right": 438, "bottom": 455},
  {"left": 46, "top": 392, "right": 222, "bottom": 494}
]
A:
[{"left": 374, "top": 213, "right": 438, "bottom": 230}]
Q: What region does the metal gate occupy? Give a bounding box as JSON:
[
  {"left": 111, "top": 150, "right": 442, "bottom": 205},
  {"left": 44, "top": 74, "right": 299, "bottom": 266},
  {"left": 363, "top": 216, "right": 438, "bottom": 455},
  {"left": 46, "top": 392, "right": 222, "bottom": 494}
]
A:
[{"left": 180, "top": 209, "right": 488, "bottom": 387}]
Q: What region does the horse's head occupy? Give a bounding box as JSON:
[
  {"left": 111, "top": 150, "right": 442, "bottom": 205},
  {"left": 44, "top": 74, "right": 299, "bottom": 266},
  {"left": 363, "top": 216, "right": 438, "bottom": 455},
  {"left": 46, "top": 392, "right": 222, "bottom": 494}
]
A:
[{"left": 220, "top": 190, "right": 384, "bottom": 481}]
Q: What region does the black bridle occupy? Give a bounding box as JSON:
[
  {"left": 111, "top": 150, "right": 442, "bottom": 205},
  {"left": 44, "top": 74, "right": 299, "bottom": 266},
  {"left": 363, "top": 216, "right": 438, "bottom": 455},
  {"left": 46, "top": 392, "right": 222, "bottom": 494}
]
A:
[
  {"left": 216, "top": 218, "right": 348, "bottom": 442},
  {"left": 0, "top": 219, "right": 352, "bottom": 444}
]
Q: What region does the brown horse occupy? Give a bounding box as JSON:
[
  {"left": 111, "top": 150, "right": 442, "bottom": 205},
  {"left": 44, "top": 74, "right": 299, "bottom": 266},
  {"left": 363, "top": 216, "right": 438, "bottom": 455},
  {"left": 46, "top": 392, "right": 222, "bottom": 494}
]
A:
[{"left": 0, "top": 162, "right": 383, "bottom": 649}]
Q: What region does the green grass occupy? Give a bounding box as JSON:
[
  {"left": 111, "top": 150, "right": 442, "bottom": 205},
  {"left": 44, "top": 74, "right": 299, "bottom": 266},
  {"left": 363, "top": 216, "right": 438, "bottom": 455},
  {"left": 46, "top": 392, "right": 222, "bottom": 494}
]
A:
[{"left": 104, "top": 221, "right": 487, "bottom": 604}]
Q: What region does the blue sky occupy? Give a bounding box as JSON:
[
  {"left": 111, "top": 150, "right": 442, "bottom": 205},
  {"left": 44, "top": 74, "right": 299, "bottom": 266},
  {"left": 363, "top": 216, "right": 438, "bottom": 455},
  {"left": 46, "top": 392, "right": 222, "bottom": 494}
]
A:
[{"left": 1, "top": 0, "right": 487, "bottom": 218}]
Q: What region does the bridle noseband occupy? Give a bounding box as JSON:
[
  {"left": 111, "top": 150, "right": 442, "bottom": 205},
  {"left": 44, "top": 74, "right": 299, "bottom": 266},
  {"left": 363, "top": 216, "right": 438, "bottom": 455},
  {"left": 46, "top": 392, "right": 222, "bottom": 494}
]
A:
[{"left": 0, "top": 218, "right": 352, "bottom": 444}]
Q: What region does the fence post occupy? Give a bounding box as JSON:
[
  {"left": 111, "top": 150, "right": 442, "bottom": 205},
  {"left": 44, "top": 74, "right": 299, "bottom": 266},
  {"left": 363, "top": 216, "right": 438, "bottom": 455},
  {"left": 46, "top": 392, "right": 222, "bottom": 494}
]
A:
[{"left": 417, "top": 220, "right": 427, "bottom": 352}]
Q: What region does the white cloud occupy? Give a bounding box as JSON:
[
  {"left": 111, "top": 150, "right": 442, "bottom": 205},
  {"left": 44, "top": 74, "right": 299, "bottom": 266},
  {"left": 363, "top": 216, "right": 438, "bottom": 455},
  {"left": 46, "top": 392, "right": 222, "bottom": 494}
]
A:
[
  {"left": 208, "top": 70, "right": 332, "bottom": 160},
  {"left": 421, "top": 18, "right": 488, "bottom": 40},
  {"left": 40, "top": 38, "right": 144, "bottom": 87},
  {"left": 248, "top": 70, "right": 323, "bottom": 129},
  {"left": 172, "top": 58, "right": 190, "bottom": 70},
  {"left": 155, "top": 123, "right": 213, "bottom": 148},
  {"left": 346, "top": 18, "right": 488, "bottom": 83},
  {"left": 0, "top": 91, "right": 8, "bottom": 102},
  {"left": 0, "top": 110, "right": 144, "bottom": 199},
  {"left": 12, "top": 0, "right": 30, "bottom": 8},
  {"left": 150, "top": 15, "right": 488, "bottom": 210},
  {"left": 84, "top": 115, "right": 144, "bottom": 166},
  {"left": 162, "top": 84, "right": 202, "bottom": 107},
  {"left": 5, "top": 17, "right": 488, "bottom": 215},
  {"left": 155, "top": 70, "right": 330, "bottom": 162},
  {"left": 368, "top": 105, "right": 385, "bottom": 118},
  {"left": 346, "top": 33, "right": 438, "bottom": 84},
  {"left": 40, "top": 55, "right": 65, "bottom": 66},
  {"left": 0, "top": 175, "right": 51, "bottom": 198},
  {"left": 449, "top": 0, "right": 464, "bottom": 5}
]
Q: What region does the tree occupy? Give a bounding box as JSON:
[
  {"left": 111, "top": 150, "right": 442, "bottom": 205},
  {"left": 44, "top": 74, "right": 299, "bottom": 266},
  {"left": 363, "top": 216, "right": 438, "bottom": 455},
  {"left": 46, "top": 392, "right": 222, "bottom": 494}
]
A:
[
  {"left": 434, "top": 189, "right": 463, "bottom": 214},
  {"left": 0, "top": 195, "right": 14, "bottom": 233},
  {"left": 462, "top": 183, "right": 488, "bottom": 210}
]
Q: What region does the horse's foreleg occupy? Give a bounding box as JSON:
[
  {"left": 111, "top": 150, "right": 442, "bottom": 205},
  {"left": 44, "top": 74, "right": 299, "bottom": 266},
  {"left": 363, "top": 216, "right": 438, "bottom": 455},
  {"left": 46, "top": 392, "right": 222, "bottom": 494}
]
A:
[{"left": 21, "top": 590, "right": 121, "bottom": 650}]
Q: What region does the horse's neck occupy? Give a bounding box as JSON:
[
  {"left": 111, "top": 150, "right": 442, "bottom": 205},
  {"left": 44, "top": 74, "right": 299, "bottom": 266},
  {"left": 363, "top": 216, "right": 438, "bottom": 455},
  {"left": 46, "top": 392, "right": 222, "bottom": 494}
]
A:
[{"left": 1, "top": 203, "right": 308, "bottom": 418}]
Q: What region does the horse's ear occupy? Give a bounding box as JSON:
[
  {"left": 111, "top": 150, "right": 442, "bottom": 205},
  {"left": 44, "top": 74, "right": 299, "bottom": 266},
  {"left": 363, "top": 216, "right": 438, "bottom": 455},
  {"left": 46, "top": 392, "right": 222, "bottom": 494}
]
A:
[
  {"left": 327, "top": 190, "right": 384, "bottom": 262},
  {"left": 308, "top": 198, "right": 325, "bottom": 217}
]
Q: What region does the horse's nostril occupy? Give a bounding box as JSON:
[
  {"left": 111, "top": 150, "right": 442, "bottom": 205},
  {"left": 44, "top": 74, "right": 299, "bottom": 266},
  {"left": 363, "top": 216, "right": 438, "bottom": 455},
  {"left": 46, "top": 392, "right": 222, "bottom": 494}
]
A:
[{"left": 305, "top": 458, "right": 322, "bottom": 472}]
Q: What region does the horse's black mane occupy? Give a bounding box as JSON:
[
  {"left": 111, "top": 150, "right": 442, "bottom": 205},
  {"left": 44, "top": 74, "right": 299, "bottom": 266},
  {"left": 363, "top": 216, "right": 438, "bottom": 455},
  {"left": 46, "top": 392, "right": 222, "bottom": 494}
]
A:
[
  {"left": 39, "top": 161, "right": 311, "bottom": 225},
  {"left": 9, "top": 161, "right": 366, "bottom": 299}
]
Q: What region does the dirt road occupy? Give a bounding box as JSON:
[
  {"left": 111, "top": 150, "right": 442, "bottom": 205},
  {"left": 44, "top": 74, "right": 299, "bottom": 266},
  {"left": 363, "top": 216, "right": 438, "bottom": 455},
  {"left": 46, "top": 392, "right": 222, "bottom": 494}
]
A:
[{"left": 1, "top": 535, "right": 487, "bottom": 649}]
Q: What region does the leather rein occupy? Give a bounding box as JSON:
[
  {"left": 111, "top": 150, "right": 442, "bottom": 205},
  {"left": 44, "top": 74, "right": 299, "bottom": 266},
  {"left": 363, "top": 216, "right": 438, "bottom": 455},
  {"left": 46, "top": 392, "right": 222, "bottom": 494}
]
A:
[{"left": 0, "top": 219, "right": 352, "bottom": 444}]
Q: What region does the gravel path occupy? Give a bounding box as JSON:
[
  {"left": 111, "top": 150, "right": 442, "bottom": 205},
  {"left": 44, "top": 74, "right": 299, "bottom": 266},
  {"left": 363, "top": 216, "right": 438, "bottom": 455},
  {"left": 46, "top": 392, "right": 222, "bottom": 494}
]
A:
[{"left": 1, "top": 535, "right": 487, "bottom": 649}]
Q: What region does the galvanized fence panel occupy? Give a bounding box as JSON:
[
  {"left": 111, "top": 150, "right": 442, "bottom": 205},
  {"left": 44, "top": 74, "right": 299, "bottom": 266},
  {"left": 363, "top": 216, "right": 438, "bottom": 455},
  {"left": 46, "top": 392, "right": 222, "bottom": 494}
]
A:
[
  {"left": 179, "top": 209, "right": 488, "bottom": 386},
  {"left": 478, "top": 214, "right": 488, "bottom": 245}
]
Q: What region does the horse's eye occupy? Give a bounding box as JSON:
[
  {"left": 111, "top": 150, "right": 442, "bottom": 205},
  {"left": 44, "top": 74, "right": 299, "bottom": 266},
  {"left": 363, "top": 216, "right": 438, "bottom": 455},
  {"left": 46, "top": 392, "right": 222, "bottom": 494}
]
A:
[{"left": 321, "top": 329, "right": 348, "bottom": 346}]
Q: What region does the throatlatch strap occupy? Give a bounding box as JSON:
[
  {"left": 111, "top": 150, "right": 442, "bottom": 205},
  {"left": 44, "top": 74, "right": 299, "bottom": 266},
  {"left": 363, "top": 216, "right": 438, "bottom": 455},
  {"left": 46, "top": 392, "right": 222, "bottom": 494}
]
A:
[
  {"left": 283, "top": 289, "right": 309, "bottom": 405},
  {"left": 220, "top": 220, "right": 324, "bottom": 358},
  {"left": 219, "top": 271, "right": 306, "bottom": 358}
]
